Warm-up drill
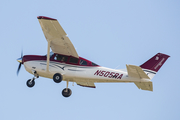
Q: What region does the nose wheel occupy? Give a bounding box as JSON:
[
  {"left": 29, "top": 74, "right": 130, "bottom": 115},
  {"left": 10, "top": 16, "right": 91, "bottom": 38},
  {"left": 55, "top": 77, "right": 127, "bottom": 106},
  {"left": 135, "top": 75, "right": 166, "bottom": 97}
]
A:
[
  {"left": 26, "top": 72, "right": 72, "bottom": 97},
  {"left": 26, "top": 70, "right": 39, "bottom": 88},
  {"left": 26, "top": 79, "right": 35, "bottom": 87}
]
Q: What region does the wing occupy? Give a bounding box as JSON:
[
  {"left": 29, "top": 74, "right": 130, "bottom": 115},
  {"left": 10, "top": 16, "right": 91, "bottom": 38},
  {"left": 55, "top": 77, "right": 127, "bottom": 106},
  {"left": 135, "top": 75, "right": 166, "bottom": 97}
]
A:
[{"left": 37, "top": 16, "right": 79, "bottom": 58}]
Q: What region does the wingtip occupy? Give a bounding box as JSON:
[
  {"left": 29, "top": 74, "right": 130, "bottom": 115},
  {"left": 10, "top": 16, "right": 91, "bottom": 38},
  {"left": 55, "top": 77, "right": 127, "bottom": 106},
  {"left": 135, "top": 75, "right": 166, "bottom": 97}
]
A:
[{"left": 37, "top": 16, "right": 57, "bottom": 20}]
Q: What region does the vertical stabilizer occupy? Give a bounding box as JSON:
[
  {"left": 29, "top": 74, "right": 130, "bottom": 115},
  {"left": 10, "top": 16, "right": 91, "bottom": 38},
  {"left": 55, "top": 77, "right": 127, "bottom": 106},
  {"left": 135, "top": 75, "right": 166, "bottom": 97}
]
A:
[
  {"left": 140, "top": 53, "right": 170, "bottom": 72},
  {"left": 140, "top": 53, "right": 170, "bottom": 79}
]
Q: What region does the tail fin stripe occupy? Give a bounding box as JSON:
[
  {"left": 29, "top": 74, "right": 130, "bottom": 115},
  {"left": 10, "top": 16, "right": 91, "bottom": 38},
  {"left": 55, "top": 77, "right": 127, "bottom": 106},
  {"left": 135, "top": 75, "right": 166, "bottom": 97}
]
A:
[{"left": 142, "top": 69, "right": 156, "bottom": 74}]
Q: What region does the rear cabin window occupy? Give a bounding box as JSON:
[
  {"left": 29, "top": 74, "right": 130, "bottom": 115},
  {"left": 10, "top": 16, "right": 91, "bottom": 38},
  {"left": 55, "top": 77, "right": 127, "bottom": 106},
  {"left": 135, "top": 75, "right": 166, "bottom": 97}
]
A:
[
  {"left": 92, "top": 62, "right": 98, "bottom": 66},
  {"left": 80, "top": 59, "right": 87, "bottom": 65},
  {"left": 54, "top": 54, "right": 68, "bottom": 62},
  {"left": 69, "top": 57, "right": 79, "bottom": 64}
]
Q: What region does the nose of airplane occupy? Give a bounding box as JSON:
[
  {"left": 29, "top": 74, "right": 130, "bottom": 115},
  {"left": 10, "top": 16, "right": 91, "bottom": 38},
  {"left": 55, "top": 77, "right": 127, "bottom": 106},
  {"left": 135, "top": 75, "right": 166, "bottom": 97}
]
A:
[{"left": 17, "top": 58, "right": 23, "bottom": 63}]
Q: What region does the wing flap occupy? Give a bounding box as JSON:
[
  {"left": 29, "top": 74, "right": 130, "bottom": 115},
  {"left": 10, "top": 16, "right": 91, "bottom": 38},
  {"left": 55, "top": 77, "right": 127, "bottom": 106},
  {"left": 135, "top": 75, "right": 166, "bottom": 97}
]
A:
[
  {"left": 76, "top": 81, "right": 96, "bottom": 88},
  {"left": 134, "top": 82, "right": 153, "bottom": 91},
  {"left": 126, "top": 65, "right": 150, "bottom": 79},
  {"left": 38, "top": 16, "right": 79, "bottom": 58}
]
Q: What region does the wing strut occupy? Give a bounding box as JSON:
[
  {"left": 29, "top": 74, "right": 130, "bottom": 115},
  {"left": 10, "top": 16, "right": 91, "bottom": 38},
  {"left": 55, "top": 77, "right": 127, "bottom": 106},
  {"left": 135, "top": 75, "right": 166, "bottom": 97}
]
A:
[{"left": 46, "top": 41, "right": 51, "bottom": 72}]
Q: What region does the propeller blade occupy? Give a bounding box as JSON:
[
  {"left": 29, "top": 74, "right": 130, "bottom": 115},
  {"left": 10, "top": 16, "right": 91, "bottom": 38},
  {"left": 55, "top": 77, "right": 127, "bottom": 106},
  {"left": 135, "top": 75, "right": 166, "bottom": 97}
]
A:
[
  {"left": 17, "top": 63, "right": 22, "bottom": 75},
  {"left": 21, "top": 49, "right": 23, "bottom": 58},
  {"left": 17, "top": 49, "right": 23, "bottom": 76}
]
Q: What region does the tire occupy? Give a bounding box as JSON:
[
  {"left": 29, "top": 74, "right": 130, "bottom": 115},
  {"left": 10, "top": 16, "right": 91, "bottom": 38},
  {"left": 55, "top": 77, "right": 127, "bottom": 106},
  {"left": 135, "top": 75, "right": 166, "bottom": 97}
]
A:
[
  {"left": 53, "top": 73, "right": 62, "bottom": 83},
  {"left": 26, "top": 79, "right": 35, "bottom": 88},
  {"left": 62, "top": 88, "right": 72, "bottom": 97}
]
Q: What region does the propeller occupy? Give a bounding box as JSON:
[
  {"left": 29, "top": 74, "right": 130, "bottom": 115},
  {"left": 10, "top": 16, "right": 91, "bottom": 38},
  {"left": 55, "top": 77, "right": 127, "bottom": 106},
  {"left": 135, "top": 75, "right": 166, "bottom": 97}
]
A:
[{"left": 17, "top": 50, "right": 23, "bottom": 75}]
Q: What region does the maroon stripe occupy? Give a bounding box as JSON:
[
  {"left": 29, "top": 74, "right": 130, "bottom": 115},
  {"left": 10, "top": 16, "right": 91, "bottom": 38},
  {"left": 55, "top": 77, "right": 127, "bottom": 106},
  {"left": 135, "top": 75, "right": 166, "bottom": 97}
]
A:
[
  {"left": 22, "top": 55, "right": 100, "bottom": 67},
  {"left": 37, "top": 16, "right": 57, "bottom": 20},
  {"left": 77, "top": 84, "right": 96, "bottom": 88}
]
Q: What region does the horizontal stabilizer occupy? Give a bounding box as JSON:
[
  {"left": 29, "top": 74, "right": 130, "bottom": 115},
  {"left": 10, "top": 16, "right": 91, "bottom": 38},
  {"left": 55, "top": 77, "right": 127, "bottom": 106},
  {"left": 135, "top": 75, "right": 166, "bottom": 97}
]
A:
[
  {"left": 134, "top": 81, "right": 153, "bottom": 91},
  {"left": 126, "top": 65, "right": 150, "bottom": 79},
  {"left": 76, "top": 81, "right": 96, "bottom": 88}
]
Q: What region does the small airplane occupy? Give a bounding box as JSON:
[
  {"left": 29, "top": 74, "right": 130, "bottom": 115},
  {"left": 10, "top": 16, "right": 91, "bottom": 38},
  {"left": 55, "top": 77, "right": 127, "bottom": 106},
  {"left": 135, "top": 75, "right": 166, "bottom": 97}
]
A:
[{"left": 17, "top": 16, "right": 170, "bottom": 97}]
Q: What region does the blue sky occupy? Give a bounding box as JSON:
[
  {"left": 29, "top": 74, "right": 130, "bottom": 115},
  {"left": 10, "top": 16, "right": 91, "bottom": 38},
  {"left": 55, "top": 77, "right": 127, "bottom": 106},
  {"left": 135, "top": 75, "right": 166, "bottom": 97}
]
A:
[{"left": 0, "top": 0, "right": 180, "bottom": 120}]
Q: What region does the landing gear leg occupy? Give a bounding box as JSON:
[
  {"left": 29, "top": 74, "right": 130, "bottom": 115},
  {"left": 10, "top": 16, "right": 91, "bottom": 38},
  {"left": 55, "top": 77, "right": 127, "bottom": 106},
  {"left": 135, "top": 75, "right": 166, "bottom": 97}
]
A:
[
  {"left": 62, "top": 81, "right": 72, "bottom": 97},
  {"left": 26, "top": 70, "right": 39, "bottom": 88},
  {"left": 66, "top": 81, "right": 69, "bottom": 92}
]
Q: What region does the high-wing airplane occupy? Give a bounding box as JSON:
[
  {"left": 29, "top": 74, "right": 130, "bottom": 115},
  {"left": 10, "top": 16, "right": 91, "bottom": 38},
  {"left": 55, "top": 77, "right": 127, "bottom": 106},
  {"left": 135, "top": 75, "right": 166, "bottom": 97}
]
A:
[{"left": 17, "top": 16, "right": 170, "bottom": 97}]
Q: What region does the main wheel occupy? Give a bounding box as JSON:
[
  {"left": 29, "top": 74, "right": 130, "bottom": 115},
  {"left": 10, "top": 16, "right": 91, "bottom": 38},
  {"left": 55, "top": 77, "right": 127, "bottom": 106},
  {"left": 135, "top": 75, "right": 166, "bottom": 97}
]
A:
[
  {"left": 62, "top": 88, "right": 72, "bottom": 97},
  {"left": 26, "top": 79, "right": 35, "bottom": 88},
  {"left": 53, "top": 73, "right": 62, "bottom": 83}
]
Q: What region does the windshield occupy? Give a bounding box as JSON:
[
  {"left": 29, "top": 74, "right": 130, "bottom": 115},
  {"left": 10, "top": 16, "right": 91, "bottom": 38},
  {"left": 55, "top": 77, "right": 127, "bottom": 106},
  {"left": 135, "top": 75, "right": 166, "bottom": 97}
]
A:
[{"left": 45, "top": 51, "right": 54, "bottom": 57}]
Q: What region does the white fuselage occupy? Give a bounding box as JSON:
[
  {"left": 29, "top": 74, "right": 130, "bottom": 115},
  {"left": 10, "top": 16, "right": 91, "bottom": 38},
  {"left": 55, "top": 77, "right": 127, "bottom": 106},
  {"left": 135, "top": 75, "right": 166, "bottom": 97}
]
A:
[{"left": 24, "top": 60, "right": 150, "bottom": 84}]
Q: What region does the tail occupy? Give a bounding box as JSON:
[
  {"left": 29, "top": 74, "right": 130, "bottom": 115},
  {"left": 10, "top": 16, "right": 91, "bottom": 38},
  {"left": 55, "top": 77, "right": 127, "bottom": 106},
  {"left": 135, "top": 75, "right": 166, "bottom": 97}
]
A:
[
  {"left": 132, "top": 53, "right": 170, "bottom": 91},
  {"left": 140, "top": 53, "right": 170, "bottom": 79}
]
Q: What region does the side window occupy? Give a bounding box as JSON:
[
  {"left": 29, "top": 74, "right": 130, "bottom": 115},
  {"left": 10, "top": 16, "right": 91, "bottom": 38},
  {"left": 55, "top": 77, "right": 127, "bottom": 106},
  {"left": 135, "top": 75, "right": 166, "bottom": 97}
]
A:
[
  {"left": 92, "top": 62, "right": 98, "bottom": 66},
  {"left": 69, "top": 57, "right": 79, "bottom": 64},
  {"left": 54, "top": 54, "right": 68, "bottom": 62},
  {"left": 80, "top": 59, "right": 87, "bottom": 66}
]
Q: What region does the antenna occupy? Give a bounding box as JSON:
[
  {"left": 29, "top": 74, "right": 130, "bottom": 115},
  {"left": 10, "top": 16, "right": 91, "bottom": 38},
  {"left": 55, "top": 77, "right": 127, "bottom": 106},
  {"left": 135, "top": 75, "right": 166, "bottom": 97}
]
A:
[{"left": 114, "top": 65, "right": 121, "bottom": 69}]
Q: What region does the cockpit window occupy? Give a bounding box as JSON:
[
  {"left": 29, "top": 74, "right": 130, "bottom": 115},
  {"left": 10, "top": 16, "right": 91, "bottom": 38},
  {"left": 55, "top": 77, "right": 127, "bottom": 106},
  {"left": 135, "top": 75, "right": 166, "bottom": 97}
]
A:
[
  {"left": 69, "top": 57, "right": 79, "bottom": 64},
  {"left": 54, "top": 54, "right": 68, "bottom": 62},
  {"left": 80, "top": 59, "right": 87, "bottom": 65}
]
